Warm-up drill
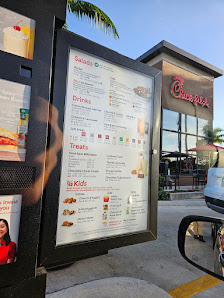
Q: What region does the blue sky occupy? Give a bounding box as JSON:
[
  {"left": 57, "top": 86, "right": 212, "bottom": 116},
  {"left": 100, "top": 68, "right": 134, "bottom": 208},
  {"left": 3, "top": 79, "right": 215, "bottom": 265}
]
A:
[{"left": 67, "top": 0, "right": 224, "bottom": 129}]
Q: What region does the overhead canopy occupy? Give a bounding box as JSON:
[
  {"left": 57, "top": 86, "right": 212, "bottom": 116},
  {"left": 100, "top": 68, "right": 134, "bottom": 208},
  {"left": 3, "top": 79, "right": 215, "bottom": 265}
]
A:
[{"left": 187, "top": 144, "right": 224, "bottom": 152}]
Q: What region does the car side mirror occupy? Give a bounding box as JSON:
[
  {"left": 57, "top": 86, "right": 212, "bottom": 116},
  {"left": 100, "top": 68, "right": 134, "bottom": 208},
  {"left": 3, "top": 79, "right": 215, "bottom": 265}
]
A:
[{"left": 178, "top": 215, "right": 224, "bottom": 281}]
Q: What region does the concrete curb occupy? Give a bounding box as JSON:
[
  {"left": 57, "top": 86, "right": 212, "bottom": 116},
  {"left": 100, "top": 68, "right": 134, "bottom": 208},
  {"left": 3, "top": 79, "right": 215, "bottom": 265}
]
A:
[
  {"left": 169, "top": 191, "right": 204, "bottom": 200},
  {"left": 46, "top": 277, "right": 171, "bottom": 298},
  {"left": 158, "top": 198, "right": 206, "bottom": 207}
]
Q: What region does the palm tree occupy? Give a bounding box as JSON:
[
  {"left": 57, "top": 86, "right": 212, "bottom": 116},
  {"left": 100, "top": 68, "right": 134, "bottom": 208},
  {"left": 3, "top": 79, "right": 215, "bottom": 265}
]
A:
[
  {"left": 67, "top": 0, "right": 119, "bottom": 39},
  {"left": 213, "top": 127, "right": 224, "bottom": 145}
]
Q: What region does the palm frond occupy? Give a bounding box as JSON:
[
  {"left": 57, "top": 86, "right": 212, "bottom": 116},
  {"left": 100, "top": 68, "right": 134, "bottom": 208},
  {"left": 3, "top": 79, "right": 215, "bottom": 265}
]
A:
[
  {"left": 67, "top": 0, "right": 119, "bottom": 39},
  {"left": 63, "top": 22, "right": 68, "bottom": 29},
  {"left": 213, "top": 127, "right": 224, "bottom": 144}
]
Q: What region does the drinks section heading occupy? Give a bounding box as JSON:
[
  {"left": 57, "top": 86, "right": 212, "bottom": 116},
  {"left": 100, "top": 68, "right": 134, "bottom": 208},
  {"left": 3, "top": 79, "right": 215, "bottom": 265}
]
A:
[{"left": 56, "top": 49, "right": 154, "bottom": 245}]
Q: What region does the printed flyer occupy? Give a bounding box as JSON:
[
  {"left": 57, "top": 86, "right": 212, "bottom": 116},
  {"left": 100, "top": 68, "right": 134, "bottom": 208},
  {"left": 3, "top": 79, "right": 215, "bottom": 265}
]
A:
[
  {"left": 56, "top": 49, "right": 154, "bottom": 245},
  {"left": 0, "top": 78, "right": 31, "bottom": 161},
  {"left": 0, "top": 6, "right": 36, "bottom": 59},
  {"left": 0, "top": 195, "right": 22, "bottom": 265}
]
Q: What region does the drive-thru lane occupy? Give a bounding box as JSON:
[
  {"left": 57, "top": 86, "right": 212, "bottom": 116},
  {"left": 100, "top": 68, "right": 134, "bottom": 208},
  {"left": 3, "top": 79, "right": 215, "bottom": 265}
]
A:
[{"left": 46, "top": 199, "right": 224, "bottom": 297}]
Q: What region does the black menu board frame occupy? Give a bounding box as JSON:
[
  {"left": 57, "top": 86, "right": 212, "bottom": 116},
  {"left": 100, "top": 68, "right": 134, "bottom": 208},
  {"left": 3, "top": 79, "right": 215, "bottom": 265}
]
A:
[{"left": 39, "top": 29, "right": 162, "bottom": 268}]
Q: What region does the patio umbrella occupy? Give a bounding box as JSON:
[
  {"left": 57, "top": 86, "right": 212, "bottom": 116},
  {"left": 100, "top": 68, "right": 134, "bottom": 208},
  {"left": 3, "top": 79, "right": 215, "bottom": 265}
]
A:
[
  {"left": 187, "top": 143, "right": 224, "bottom": 167},
  {"left": 187, "top": 144, "right": 224, "bottom": 152}
]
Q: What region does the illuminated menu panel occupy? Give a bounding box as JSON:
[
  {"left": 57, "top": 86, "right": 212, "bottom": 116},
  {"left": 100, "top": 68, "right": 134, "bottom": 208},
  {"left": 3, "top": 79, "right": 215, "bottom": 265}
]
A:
[{"left": 56, "top": 48, "right": 154, "bottom": 245}]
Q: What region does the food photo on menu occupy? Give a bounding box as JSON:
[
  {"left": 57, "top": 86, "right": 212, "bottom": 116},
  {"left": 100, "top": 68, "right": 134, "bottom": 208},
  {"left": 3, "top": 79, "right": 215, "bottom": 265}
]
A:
[
  {"left": 0, "top": 6, "right": 35, "bottom": 59},
  {"left": 0, "top": 79, "right": 31, "bottom": 161},
  {"left": 0, "top": 195, "right": 22, "bottom": 265}
]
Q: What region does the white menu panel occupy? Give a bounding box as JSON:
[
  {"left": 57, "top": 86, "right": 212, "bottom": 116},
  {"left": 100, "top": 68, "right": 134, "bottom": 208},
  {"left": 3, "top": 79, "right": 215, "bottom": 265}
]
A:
[{"left": 56, "top": 49, "right": 154, "bottom": 245}]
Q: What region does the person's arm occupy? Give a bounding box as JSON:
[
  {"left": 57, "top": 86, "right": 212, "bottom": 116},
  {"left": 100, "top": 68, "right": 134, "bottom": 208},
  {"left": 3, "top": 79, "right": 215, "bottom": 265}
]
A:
[{"left": 7, "top": 242, "right": 16, "bottom": 263}]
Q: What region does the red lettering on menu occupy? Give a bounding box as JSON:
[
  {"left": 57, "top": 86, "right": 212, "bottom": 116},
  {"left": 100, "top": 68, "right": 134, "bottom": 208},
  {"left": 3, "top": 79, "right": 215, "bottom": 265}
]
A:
[
  {"left": 70, "top": 143, "right": 88, "bottom": 150},
  {"left": 171, "top": 76, "right": 209, "bottom": 108},
  {"left": 75, "top": 56, "right": 93, "bottom": 66},
  {"left": 73, "top": 180, "right": 87, "bottom": 187},
  {"left": 67, "top": 180, "right": 87, "bottom": 187},
  {"left": 73, "top": 95, "right": 91, "bottom": 105}
]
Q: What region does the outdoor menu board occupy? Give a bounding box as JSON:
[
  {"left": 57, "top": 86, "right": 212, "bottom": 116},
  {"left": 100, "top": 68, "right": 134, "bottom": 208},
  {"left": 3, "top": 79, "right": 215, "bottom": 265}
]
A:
[
  {"left": 0, "top": 78, "right": 31, "bottom": 161},
  {"left": 56, "top": 48, "right": 154, "bottom": 245}
]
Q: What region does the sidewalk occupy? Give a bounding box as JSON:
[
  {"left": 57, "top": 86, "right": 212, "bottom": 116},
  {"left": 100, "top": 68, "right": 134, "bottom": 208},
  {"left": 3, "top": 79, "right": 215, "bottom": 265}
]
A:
[
  {"left": 46, "top": 277, "right": 171, "bottom": 298},
  {"left": 159, "top": 198, "right": 206, "bottom": 207}
]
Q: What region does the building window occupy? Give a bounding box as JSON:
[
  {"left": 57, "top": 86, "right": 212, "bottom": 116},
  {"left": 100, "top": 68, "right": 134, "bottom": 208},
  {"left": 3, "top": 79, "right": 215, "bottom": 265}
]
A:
[
  {"left": 198, "top": 118, "right": 212, "bottom": 138},
  {"left": 162, "top": 131, "right": 180, "bottom": 152},
  {"left": 186, "top": 115, "right": 197, "bottom": 135},
  {"left": 181, "top": 135, "right": 197, "bottom": 153},
  {"left": 161, "top": 108, "right": 212, "bottom": 175},
  {"left": 163, "top": 109, "right": 180, "bottom": 132}
]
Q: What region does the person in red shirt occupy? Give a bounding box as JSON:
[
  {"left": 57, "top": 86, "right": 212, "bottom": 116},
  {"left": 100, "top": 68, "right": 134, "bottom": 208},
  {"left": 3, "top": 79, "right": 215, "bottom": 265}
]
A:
[{"left": 0, "top": 219, "right": 16, "bottom": 265}]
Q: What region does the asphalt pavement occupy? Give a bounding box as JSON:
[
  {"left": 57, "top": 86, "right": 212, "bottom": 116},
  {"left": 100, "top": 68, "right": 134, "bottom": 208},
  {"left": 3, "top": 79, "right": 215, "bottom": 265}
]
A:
[{"left": 46, "top": 199, "right": 224, "bottom": 297}]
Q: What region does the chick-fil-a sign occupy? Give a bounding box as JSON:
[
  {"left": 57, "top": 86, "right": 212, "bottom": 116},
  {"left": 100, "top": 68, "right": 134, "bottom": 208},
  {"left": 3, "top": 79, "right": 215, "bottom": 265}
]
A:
[{"left": 171, "top": 76, "right": 209, "bottom": 108}]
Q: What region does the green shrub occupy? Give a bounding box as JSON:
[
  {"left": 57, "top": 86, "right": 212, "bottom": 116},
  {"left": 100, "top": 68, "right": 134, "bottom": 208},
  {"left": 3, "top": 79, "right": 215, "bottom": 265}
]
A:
[
  {"left": 158, "top": 188, "right": 170, "bottom": 200},
  {"left": 158, "top": 175, "right": 170, "bottom": 200},
  {"left": 159, "top": 175, "right": 164, "bottom": 188}
]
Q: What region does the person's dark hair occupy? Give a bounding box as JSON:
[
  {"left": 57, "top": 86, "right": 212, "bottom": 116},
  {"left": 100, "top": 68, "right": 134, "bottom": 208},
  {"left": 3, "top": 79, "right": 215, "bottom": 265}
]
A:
[{"left": 0, "top": 219, "right": 11, "bottom": 246}]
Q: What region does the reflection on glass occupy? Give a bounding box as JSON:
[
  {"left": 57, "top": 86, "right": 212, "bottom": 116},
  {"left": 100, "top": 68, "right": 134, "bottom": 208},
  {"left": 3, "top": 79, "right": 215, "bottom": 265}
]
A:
[
  {"left": 198, "top": 118, "right": 212, "bottom": 138},
  {"left": 185, "top": 221, "right": 215, "bottom": 273},
  {"left": 188, "top": 135, "right": 197, "bottom": 150},
  {"left": 181, "top": 135, "right": 197, "bottom": 153},
  {"left": 162, "top": 156, "right": 179, "bottom": 174},
  {"left": 181, "top": 134, "right": 186, "bottom": 153},
  {"left": 197, "top": 137, "right": 210, "bottom": 147},
  {"left": 196, "top": 138, "right": 215, "bottom": 168},
  {"left": 218, "top": 151, "right": 224, "bottom": 168},
  {"left": 186, "top": 115, "right": 197, "bottom": 135},
  {"left": 197, "top": 153, "right": 209, "bottom": 170},
  {"left": 162, "top": 131, "right": 179, "bottom": 152},
  {"left": 181, "top": 114, "right": 186, "bottom": 133},
  {"left": 163, "top": 109, "right": 180, "bottom": 131},
  {"left": 181, "top": 156, "right": 196, "bottom": 173}
]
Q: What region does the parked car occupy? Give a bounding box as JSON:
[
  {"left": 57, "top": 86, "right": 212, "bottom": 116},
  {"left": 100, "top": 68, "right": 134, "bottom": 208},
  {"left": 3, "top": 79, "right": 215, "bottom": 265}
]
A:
[
  {"left": 204, "top": 150, "right": 224, "bottom": 214},
  {"left": 178, "top": 151, "right": 224, "bottom": 281}
]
